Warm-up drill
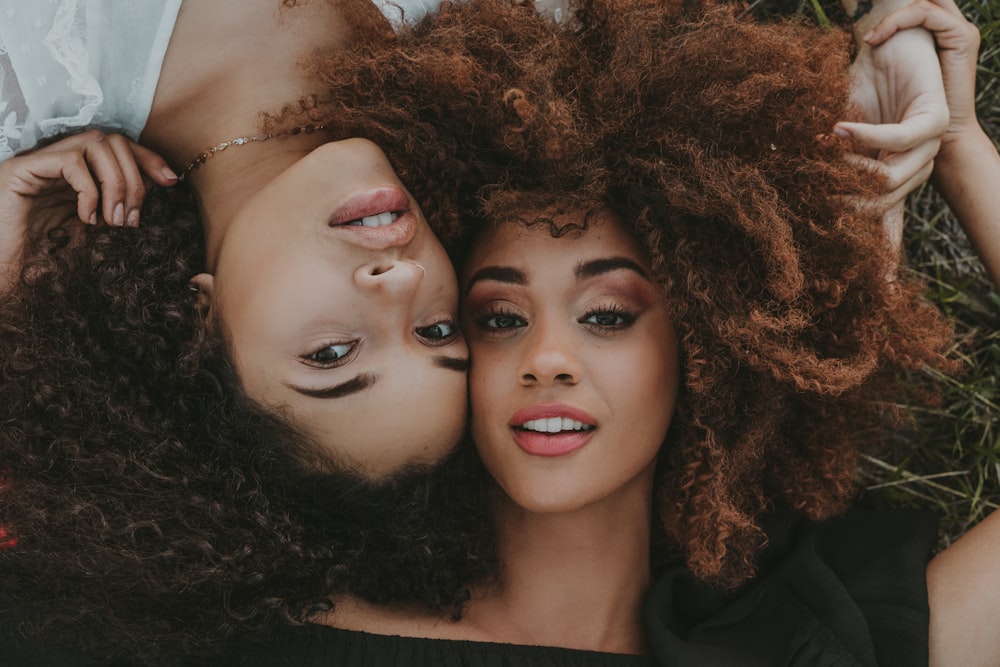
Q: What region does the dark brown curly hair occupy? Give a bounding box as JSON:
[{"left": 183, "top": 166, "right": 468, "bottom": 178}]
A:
[
  {"left": 0, "top": 189, "right": 493, "bottom": 665},
  {"left": 288, "top": 0, "right": 956, "bottom": 587}
]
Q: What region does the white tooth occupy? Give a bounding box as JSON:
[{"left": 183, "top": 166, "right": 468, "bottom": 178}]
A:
[
  {"left": 355, "top": 211, "right": 399, "bottom": 228},
  {"left": 520, "top": 417, "right": 593, "bottom": 433}
]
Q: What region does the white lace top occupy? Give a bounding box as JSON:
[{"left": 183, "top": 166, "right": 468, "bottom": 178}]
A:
[
  {"left": 0, "top": 0, "right": 182, "bottom": 163},
  {"left": 0, "top": 0, "right": 571, "bottom": 165}
]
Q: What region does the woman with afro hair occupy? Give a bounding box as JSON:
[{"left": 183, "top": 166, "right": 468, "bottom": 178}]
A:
[{"left": 221, "top": 1, "right": 961, "bottom": 665}]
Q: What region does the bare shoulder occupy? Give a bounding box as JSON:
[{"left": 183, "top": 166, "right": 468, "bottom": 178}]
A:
[{"left": 928, "top": 509, "right": 1000, "bottom": 667}]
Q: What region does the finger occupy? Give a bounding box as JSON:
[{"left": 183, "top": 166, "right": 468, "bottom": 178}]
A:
[
  {"left": 880, "top": 140, "right": 938, "bottom": 195},
  {"left": 49, "top": 152, "right": 103, "bottom": 225},
  {"left": 79, "top": 132, "right": 128, "bottom": 226},
  {"left": 865, "top": 1, "right": 973, "bottom": 47},
  {"left": 864, "top": 2, "right": 936, "bottom": 45},
  {"left": 129, "top": 142, "right": 178, "bottom": 188},
  {"left": 836, "top": 107, "right": 947, "bottom": 154},
  {"left": 886, "top": 157, "right": 935, "bottom": 208},
  {"left": 0, "top": 150, "right": 101, "bottom": 224},
  {"left": 65, "top": 155, "right": 102, "bottom": 226},
  {"left": 105, "top": 135, "right": 147, "bottom": 227}
]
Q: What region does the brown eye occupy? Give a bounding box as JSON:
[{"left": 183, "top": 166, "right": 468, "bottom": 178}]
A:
[
  {"left": 304, "top": 342, "right": 354, "bottom": 367},
  {"left": 416, "top": 321, "right": 458, "bottom": 342},
  {"left": 581, "top": 307, "right": 635, "bottom": 329},
  {"left": 478, "top": 312, "right": 525, "bottom": 330}
]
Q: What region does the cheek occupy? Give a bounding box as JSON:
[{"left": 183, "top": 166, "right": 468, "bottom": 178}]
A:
[
  {"left": 468, "top": 347, "right": 510, "bottom": 453},
  {"left": 615, "top": 334, "right": 680, "bottom": 440}
]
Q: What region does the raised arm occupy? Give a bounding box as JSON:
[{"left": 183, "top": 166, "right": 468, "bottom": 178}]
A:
[
  {"left": 866, "top": 0, "right": 1000, "bottom": 289},
  {"left": 0, "top": 132, "right": 177, "bottom": 295}
]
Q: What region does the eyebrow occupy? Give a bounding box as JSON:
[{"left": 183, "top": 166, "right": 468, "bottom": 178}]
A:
[
  {"left": 465, "top": 256, "right": 647, "bottom": 293},
  {"left": 575, "top": 256, "right": 648, "bottom": 280},
  {"left": 435, "top": 355, "right": 470, "bottom": 372},
  {"left": 289, "top": 372, "right": 378, "bottom": 399},
  {"left": 464, "top": 266, "right": 527, "bottom": 293},
  {"left": 288, "top": 355, "right": 468, "bottom": 400}
]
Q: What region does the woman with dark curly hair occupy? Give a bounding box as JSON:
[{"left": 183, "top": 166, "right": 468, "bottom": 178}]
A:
[
  {"left": 0, "top": 0, "right": 478, "bottom": 484},
  {"left": 1, "top": 4, "right": 497, "bottom": 659}
]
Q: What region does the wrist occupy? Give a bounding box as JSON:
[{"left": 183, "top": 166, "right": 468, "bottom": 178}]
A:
[{"left": 937, "top": 124, "right": 996, "bottom": 164}]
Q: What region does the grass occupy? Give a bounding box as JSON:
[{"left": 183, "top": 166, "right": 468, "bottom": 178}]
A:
[{"left": 740, "top": 0, "right": 1000, "bottom": 547}]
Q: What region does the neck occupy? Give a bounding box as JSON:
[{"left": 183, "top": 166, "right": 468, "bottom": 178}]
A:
[
  {"left": 467, "top": 470, "right": 655, "bottom": 654},
  {"left": 137, "top": 0, "right": 362, "bottom": 268},
  {"left": 186, "top": 132, "right": 331, "bottom": 271}
]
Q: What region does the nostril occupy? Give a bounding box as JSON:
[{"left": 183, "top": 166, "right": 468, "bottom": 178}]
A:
[{"left": 369, "top": 265, "right": 391, "bottom": 276}]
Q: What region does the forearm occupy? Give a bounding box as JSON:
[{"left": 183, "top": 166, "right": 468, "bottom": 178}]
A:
[{"left": 933, "top": 128, "right": 1000, "bottom": 290}]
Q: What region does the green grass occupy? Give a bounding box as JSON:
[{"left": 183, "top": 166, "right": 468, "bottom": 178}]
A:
[{"left": 742, "top": 0, "right": 1000, "bottom": 546}]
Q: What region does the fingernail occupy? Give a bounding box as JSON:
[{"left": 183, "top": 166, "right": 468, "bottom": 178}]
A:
[
  {"left": 862, "top": 30, "right": 875, "bottom": 42},
  {"left": 127, "top": 209, "right": 140, "bottom": 227},
  {"left": 88, "top": 212, "right": 97, "bottom": 226},
  {"left": 161, "top": 166, "right": 178, "bottom": 182},
  {"left": 113, "top": 203, "right": 124, "bottom": 227},
  {"left": 833, "top": 126, "right": 851, "bottom": 139}
]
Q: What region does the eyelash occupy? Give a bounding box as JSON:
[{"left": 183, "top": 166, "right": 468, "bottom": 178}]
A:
[
  {"left": 415, "top": 320, "right": 462, "bottom": 346},
  {"left": 301, "top": 316, "right": 460, "bottom": 368},
  {"left": 472, "top": 305, "right": 526, "bottom": 333},
  {"left": 471, "top": 303, "right": 637, "bottom": 334},
  {"left": 302, "top": 340, "right": 358, "bottom": 368},
  {"left": 579, "top": 303, "right": 637, "bottom": 331}
]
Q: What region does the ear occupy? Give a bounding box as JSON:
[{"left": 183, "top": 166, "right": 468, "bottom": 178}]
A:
[{"left": 188, "top": 272, "right": 215, "bottom": 315}]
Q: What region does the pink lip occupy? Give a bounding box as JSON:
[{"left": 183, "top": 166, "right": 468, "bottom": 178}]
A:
[
  {"left": 508, "top": 403, "right": 597, "bottom": 458},
  {"left": 328, "top": 187, "right": 417, "bottom": 250}
]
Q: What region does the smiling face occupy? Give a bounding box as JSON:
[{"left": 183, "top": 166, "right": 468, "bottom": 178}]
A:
[
  {"left": 195, "top": 139, "right": 468, "bottom": 477},
  {"left": 461, "top": 210, "right": 680, "bottom": 513}
]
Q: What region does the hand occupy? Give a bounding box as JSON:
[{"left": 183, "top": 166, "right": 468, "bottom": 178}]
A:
[
  {"left": 863, "top": 0, "right": 981, "bottom": 153},
  {"left": 834, "top": 19, "right": 949, "bottom": 247},
  {"left": 0, "top": 131, "right": 177, "bottom": 291}
]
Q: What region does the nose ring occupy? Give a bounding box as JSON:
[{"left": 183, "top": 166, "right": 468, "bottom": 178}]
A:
[{"left": 404, "top": 261, "right": 426, "bottom": 277}]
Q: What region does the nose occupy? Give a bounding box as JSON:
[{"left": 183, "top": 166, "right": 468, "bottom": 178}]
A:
[
  {"left": 354, "top": 259, "right": 424, "bottom": 301},
  {"left": 518, "top": 319, "right": 582, "bottom": 387}
]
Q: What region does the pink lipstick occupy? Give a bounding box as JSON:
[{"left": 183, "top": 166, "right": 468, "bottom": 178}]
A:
[{"left": 508, "top": 403, "right": 597, "bottom": 457}]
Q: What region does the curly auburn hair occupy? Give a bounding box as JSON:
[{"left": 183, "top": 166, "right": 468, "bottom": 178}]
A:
[
  {"left": 289, "top": 0, "right": 956, "bottom": 587},
  {"left": 0, "top": 190, "right": 493, "bottom": 665}
]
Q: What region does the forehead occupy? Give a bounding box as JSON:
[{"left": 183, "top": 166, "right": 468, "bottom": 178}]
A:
[{"left": 466, "top": 209, "right": 647, "bottom": 272}]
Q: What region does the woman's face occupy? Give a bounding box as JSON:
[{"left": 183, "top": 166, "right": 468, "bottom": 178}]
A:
[
  {"left": 196, "top": 139, "right": 468, "bottom": 477},
  {"left": 461, "top": 210, "right": 680, "bottom": 513}
]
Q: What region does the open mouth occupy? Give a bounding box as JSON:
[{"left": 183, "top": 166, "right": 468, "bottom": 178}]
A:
[
  {"left": 509, "top": 405, "right": 597, "bottom": 457},
  {"left": 328, "top": 188, "right": 416, "bottom": 249},
  {"left": 517, "top": 417, "right": 596, "bottom": 434},
  {"left": 344, "top": 211, "right": 400, "bottom": 228}
]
